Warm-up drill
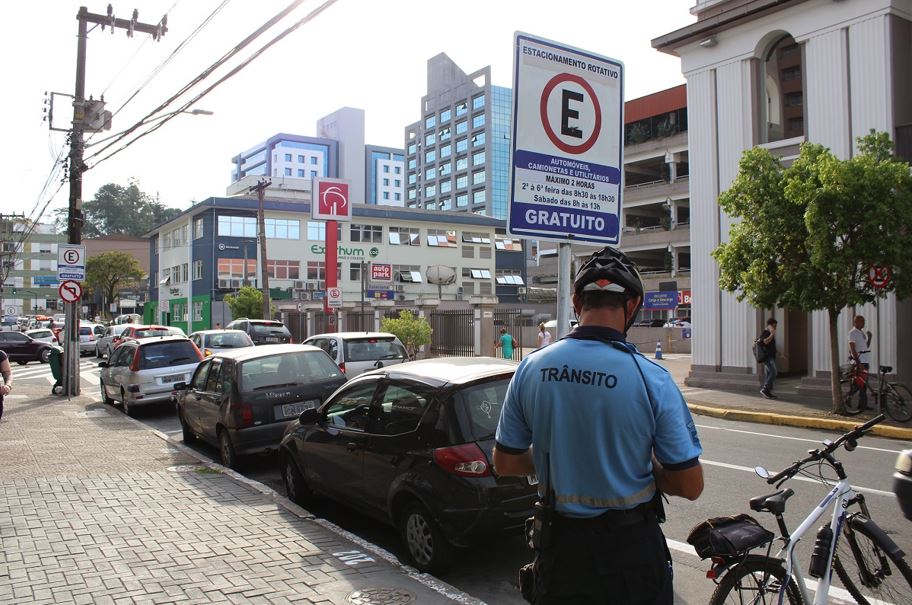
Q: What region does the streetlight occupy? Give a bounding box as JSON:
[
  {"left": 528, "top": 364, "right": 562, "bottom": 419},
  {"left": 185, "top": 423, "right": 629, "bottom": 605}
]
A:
[{"left": 85, "top": 108, "right": 215, "bottom": 147}]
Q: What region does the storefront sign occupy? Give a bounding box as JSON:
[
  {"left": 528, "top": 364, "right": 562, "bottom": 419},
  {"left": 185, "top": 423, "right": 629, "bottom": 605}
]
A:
[
  {"left": 371, "top": 263, "right": 392, "bottom": 283},
  {"left": 644, "top": 291, "right": 677, "bottom": 310},
  {"left": 367, "top": 289, "right": 394, "bottom": 300},
  {"left": 678, "top": 289, "right": 692, "bottom": 305}
]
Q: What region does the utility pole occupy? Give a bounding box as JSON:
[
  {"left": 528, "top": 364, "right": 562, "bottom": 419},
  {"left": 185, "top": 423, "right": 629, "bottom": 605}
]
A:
[
  {"left": 64, "top": 6, "right": 166, "bottom": 396},
  {"left": 249, "top": 179, "right": 272, "bottom": 320}
]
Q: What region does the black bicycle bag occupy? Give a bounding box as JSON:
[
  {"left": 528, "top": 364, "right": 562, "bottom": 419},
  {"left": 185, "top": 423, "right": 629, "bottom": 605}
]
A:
[{"left": 687, "top": 514, "right": 774, "bottom": 559}]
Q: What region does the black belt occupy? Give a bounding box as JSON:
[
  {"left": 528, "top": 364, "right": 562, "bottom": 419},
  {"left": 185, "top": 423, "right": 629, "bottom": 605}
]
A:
[{"left": 554, "top": 502, "right": 655, "bottom": 528}]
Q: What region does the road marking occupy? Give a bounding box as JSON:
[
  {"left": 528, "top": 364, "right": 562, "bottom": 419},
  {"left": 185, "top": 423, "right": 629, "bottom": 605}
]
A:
[
  {"left": 696, "top": 422, "right": 904, "bottom": 454},
  {"left": 700, "top": 458, "right": 894, "bottom": 497}
]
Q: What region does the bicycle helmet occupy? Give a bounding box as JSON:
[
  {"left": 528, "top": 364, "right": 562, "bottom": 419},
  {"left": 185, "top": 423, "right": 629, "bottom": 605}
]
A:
[{"left": 573, "top": 246, "right": 645, "bottom": 331}]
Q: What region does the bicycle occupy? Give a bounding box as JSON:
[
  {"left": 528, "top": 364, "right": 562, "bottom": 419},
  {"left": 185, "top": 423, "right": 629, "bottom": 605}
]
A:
[
  {"left": 694, "top": 414, "right": 912, "bottom": 605},
  {"left": 840, "top": 359, "right": 912, "bottom": 422}
]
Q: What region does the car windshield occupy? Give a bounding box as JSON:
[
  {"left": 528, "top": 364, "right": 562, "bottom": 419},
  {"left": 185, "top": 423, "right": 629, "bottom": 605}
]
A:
[
  {"left": 453, "top": 378, "right": 511, "bottom": 441},
  {"left": 343, "top": 338, "right": 407, "bottom": 362},
  {"left": 138, "top": 341, "right": 200, "bottom": 370},
  {"left": 251, "top": 323, "right": 290, "bottom": 336},
  {"left": 239, "top": 351, "right": 342, "bottom": 391},
  {"left": 206, "top": 332, "right": 252, "bottom": 348}
]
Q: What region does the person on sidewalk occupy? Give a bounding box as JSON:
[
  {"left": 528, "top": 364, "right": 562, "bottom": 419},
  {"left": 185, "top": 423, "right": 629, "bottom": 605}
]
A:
[
  {"left": 496, "top": 327, "right": 515, "bottom": 359},
  {"left": 536, "top": 322, "right": 552, "bottom": 349},
  {"left": 759, "top": 318, "right": 778, "bottom": 399},
  {"left": 0, "top": 349, "right": 12, "bottom": 421},
  {"left": 493, "top": 246, "right": 704, "bottom": 605},
  {"left": 848, "top": 314, "right": 873, "bottom": 409}
]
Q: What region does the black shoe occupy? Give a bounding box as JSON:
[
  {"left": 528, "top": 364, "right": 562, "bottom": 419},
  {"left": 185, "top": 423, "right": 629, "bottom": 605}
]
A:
[
  {"left": 760, "top": 389, "right": 772, "bottom": 399},
  {"left": 766, "top": 392, "right": 778, "bottom": 399}
]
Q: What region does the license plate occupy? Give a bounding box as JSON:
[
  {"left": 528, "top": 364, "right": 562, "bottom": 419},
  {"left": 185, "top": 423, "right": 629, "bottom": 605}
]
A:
[
  {"left": 281, "top": 400, "right": 319, "bottom": 418},
  {"left": 161, "top": 374, "right": 184, "bottom": 384},
  {"left": 265, "top": 337, "right": 280, "bottom": 343}
]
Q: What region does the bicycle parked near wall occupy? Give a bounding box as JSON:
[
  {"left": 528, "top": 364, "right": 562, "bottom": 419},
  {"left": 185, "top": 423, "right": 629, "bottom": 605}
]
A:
[
  {"left": 690, "top": 415, "right": 912, "bottom": 605},
  {"left": 840, "top": 359, "right": 912, "bottom": 422}
]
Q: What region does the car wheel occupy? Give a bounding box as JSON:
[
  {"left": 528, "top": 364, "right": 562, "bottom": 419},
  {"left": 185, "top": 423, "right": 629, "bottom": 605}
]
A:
[
  {"left": 218, "top": 429, "right": 239, "bottom": 469},
  {"left": 178, "top": 407, "right": 195, "bottom": 444},
  {"left": 99, "top": 381, "right": 114, "bottom": 405},
  {"left": 399, "top": 501, "right": 452, "bottom": 575},
  {"left": 39, "top": 348, "right": 51, "bottom": 364},
  {"left": 281, "top": 454, "right": 311, "bottom": 506},
  {"left": 121, "top": 390, "right": 134, "bottom": 417}
]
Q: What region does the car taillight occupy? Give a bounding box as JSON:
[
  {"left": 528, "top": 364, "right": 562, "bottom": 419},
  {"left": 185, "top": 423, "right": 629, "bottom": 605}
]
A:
[
  {"left": 227, "top": 401, "right": 254, "bottom": 428},
  {"left": 433, "top": 443, "right": 492, "bottom": 477},
  {"left": 89, "top": 334, "right": 95, "bottom": 341},
  {"left": 204, "top": 348, "right": 212, "bottom": 357},
  {"left": 129, "top": 348, "right": 141, "bottom": 371},
  {"left": 338, "top": 362, "right": 346, "bottom": 374}
]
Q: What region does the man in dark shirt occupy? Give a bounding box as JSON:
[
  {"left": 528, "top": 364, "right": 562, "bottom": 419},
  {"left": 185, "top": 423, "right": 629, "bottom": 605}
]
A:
[{"left": 759, "top": 318, "right": 778, "bottom": 399}]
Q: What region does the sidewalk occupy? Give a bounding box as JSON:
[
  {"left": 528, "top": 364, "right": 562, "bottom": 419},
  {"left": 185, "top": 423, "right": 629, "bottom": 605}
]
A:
[
  {"left": 0, "top": 383, "right": 476, "bottom": 605},
  {"left": 655, "top": 354, "right": 912, "bottom": 441}
]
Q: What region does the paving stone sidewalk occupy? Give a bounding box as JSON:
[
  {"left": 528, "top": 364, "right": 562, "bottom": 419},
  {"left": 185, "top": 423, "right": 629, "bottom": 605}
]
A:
[{"left": 0, "top": 385, "right": 471, "bottom": 605}]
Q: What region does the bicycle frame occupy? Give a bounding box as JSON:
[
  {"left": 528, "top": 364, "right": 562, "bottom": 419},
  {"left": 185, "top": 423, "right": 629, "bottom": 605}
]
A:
[{"left": 774, "top": 477, "right": 855, "bottom": 605}]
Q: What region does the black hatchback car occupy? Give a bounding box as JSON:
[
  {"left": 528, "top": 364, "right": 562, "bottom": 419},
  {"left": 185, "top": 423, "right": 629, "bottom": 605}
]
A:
[
  {"left": 225, "top": 318, "right": 292, "bottom": 345},
  {"left": 173, "top": 344, "right": 346, "bottom": 469},
  {"left": 278, "top": 357, "right": 537, "bottom": 574}
]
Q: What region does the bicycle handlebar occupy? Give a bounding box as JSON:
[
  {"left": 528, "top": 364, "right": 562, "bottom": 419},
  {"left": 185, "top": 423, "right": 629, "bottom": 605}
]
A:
[{"left": 766, "top": 414, "right": 885, "bottom": 485}]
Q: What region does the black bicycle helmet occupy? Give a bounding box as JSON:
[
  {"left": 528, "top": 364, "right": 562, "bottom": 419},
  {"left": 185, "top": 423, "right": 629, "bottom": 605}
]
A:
[{"left": 574, "top": 246, "right": 645, "bottom": 330}]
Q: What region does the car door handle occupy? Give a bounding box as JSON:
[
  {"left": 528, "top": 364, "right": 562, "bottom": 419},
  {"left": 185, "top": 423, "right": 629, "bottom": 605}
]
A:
[{"left": 346, "top": 442, "right": 360, "bottom": 452}]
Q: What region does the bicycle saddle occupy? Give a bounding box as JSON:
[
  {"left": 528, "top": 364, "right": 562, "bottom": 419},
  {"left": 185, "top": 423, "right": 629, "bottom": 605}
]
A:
[
  {"left": 749, "top": 488, "right": 795, "bottom": 515},
  {"left": 880, "top": 365, "right": 892, "bottom": 374}
]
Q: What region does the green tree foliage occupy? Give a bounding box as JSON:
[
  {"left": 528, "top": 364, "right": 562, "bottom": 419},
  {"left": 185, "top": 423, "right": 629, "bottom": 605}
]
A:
[
  {"left": 224, "top": 286, "right": 267, "bottom": 320},
  {"left": 713, "top": 131, "right": 912, "bottom": 414},
  {"left": 85, "top": 251, "right": 146, "bottom": 320},
  {"left": 54, "top": 179, "right": 182, "bottom": 237},
  {"left": 381, "top": 310, "right": 432, "bottom": 359}
]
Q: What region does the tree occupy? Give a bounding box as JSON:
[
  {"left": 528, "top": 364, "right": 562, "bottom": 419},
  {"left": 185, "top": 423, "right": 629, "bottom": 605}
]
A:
[
  {"left": 224, "top": 286, "right": 268, "bottom": 320},
  {"left": 713, "top": 131, "right": 912, "bottom": 414},
  {"left": 54, "top": 178, "right": 182, "bottom": 237},
  {"left": 85, "top": 251, "right": 146, "bottom": 320},
  {"left": 381, "top": 310, "right": 432, "bottom": 359}
]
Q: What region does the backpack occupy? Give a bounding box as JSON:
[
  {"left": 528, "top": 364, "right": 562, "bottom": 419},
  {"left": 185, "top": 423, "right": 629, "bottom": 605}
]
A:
[{"left": 752, "top": 337, "right": 767, "bottom": 363}]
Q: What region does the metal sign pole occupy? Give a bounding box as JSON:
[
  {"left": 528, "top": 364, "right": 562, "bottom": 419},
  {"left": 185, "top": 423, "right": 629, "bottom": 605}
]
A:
[{"left": 557, "top": 244, "right": 572, "bottom": 338}]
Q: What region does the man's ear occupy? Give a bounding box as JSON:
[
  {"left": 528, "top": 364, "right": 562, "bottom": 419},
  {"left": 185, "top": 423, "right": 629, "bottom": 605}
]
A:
[
  {"left": 572, "top": 292, "right": 582, "bottom": 316},
  {"left": 627, "top": 296, "right": 642, "bottom": 315}
]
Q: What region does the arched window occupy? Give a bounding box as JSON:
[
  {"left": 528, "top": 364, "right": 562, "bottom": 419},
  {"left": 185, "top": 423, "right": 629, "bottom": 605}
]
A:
[{"left": 760, "top": 35, "right": 804, "bottom": 143}]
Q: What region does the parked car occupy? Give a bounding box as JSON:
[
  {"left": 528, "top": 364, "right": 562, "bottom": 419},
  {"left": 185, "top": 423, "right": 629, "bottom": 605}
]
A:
[
  {"left": 278, "top": 357, "right": 536, "bottom": 574},
  {"left": 189, "top": 329, "right": 255, "bottom": 357},
  {"left": 173, "top": 344, "right": 347, "bottom": 469},
  {"left": 116, "top": 324, "right": 186, "bottom": 346},
  {"left": 95, "top": 323, "right": 134, "bottom": 358},
  {"left": 303, "top": 332, "right": 408, "bottom": 376},
  {"left": 98, "top": 335, "right": 203, "bottom": 417},
  {"left": 76, "top": 322, "right": 106, "bottom": 356},
  {"left": 634, "top": 319, "right": 667, "bottom": 327},
  {"left": 0, "top": 331, "right": 61, "bottom": 364},
  {"left": 1, "top": 316, "right": 20, "bottom": 332},
  {"left": 663, "top": 317, "right": 692, "bottom": 328},
  {"left": 225, "top": 318, "right": 292, "bottom": 345},
  {"left": 24, "top": 328, "right": 57, "bottom": 344},
  {"left": 114, "top": 313, "right": 142, "bottom": 325}
]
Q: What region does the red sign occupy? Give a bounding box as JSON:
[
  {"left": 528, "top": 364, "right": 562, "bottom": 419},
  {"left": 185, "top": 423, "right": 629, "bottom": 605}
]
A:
[
  {"left": 371, "top": 263, "right": 392, "bottom": 283},
  {"left": 312, "top": 178, "right": 351, "bottom": 222},
  {"left": 58, "top": 280, "right": 82, "bottom": 303},
  {"left": 867, "top": 265, "right": 892, "bottom": 289},
  {"left": 678, "top": 289, "right": 692, "bottom": 305}
]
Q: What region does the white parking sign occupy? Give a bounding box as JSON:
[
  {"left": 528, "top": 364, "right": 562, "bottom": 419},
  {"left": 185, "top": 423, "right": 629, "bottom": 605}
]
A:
[
  {"left": 508, "top": 33, "right": 624, "bottom": 245},
  {"left": 57, "top": 244, "right": 86, "bottom": 281}
]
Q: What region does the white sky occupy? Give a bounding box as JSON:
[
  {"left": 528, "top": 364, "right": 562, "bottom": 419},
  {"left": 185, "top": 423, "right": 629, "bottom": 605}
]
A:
[{"left": 3, "top": 0, "right": 695, "bottom": 221}]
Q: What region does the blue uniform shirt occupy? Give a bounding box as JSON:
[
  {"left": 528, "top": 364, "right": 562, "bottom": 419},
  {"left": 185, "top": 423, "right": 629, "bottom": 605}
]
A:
[{"left": 495, "top": 325, "right": 702, "bottom": 518}]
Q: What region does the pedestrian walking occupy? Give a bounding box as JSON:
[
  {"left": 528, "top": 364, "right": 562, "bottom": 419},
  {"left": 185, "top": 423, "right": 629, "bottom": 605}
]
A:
[
  {"left": 536, "top": 322, "right": 552, "bottom": 348},
  {"left": 0, "top": 349, "right": 12, "bottom": 421},
  {"left": 758, "top": 318, "right": 778, "bottom": 399},
  {"left": 496, "top": 327, "right": 515, "bottom": 360},
  {"left": 493, "top": 246, "right": 704, "bottom": 605},
  {"left": 848, "top": 314, "right": 873, "bottom": 409}
]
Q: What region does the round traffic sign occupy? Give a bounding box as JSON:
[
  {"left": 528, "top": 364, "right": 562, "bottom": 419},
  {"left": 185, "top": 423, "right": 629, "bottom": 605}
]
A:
[
  {"left": 296, "top": 301, "right": 304, "bottom": 312},
  {"left": 63, "top": 249, "right": 81, "bottom": 264},
  {"left": 867, "top": 265, "right": 892, "bottom": 289},
  {"left": 58, "top": 280, "right": 83, "bottom": 303},
  {"left": 539, "top": 72, "right": 602, "bottom": 154}
]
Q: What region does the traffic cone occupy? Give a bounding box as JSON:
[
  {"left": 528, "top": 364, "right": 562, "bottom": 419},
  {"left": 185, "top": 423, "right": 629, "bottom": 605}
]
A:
[{"left": 655, "top": 341, "right": 663, "bottom": 359}]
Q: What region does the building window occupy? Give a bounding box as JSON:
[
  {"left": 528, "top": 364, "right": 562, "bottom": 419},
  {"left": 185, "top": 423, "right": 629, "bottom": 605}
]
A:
[
  {"left": 463, "top": 268, "right": 492, "bottom": 279},
  {"left": 394, "top": 265, "right": 423, "bottom": 283},
  {"left": 440, "top": 108, "right": 452, "bottom": 122},
  {"left": 182, "top": 263, "right": 189, "bottom": 283},
  {"left": 456, "top": 120, "right": 467, "bottom": 135},
  {"left": 307, "top": 221, "right": 326, "bottom": 241},
  {"left": 217, "top": 258, "right": 256, "bottom": 280},
  {"left": 425, "top": 132, "right": 436, "bottom": 146},
  {"left": 440, "top": 162, "right": 452, "bottom": 176},
  {"left": 439, "top": 127, "right": 451, "bottom": 142},
  {"left": 761, "top": 34, "right": 804, "bottom": 143},
  {"left": 456, "top": 174, "right": 468, "bottom": 189},
  {"left": 473, "top": 189, "right": 487, "bottom": 205},
  {"left": 495, "top": 235, "right": 522, "bottom": 251},
  {"left": 440, "top": 197, "right": 452, "bottom": 211},
  {"left": 425, "top": 167, "right": 437, "bottom": 180},
  {"left": 310, "top": 170, "right": 318, "bottom": 178},
  {"left": 394, "top": 179, "right": 401, "bottom": 187},
  {"left": 456, "top": 138, "right": 468, "bottom": 153},
  {"left": 350, "top": 224, "right": 382, "bottom": 243},
  {"left": 425, "top": 115, "right": 436, "bottom": 129},
  {"left": 265, "top": 218, "right": 300, "bottom": 239},
  {"left": 408, "top": 158, "right": 416, "bottom": 170},
  {"left": 395, "top": 166, "right": 401, "bottom": 174},
  {"left": 408, "top": 173, "right": 417, "bottom": 185},
  {"left": 440, "top": 180, "right": 452, "bottom": 194},
  {"left": 383, "top": 192, "right": 390, "bottom": 200},
  {"left": 456, "top": 156, "right": 468, "bottom": 171},
  {"left": 456, "top": 194, "right": 468, "bottom": 208},
  {"left": 479, "top": 246, "right": 492, "bottom": 259},
  {"left": 425, "top": 149, "right": 436, "bottom": 163},
  {"left": 455, "top": 101, "right": 467, "bottom": 117},
  {"left": 394, "top": 193, "right": 401, "bottom": 201},
  {"left": 217, "top": 215, "right": 256, "bottom": 238},
  {"left": 193, "top": 218, "right": 203, "bottom": 239},
  {"left": 461, "top": 245, "right": 474, "bottom": 259},
  {"left": 462, "top": 231, "right": 491, "bottom": 244},
  {"left": 480, "top": 281, "right": 492, "bottom": 295},
  {"left": 298, "top": 169, "right": 305, "bottom": 177},
  {"left": 496, "top": 270, "right": 525, "bottom": 285},
  {"left": 472, "top": 94, "right": 485, "bottom": 110},
  {"left": 472, "top": 132, "right": 486, "bottom": 147},
  {"left": 267, "top": 260, "right": 301, "bottom": 280},
  {"left": 408, "top": 142, "right": 417, "bottom": 155},
  {"left": 193, "top": 301, "right": 204, "bottom": 322},
  {"left": 298, "top": 155, "right": 305, "bottom": 163},
  {"left": 427, "top": 229, "right": 457, "bottom": 247},
  {"left": 440, "top": 144, "right": 452, "bottom": 158},
  {"left": 408, "top": 188, "right": 416, "bottom": 200},
  {"left": 306, "top": 261, "right": 326, "bottom": 281},
  {"left": 473, "top": 150, "right": 485, "bottom": 166},
  {"left": 383, "top": 165, "right": 390, "bottom": 173},
  {"left": 193, "top": 260, "right": 203, "bottom": 280},
  {"left": 284, "top": 153, "right": 292, "bottom": 161},
  {"left": 389, "top": 227, "right": 420, "bottom": 246},
  {"left": 383, "top": 178, "right": 390, "bottom": 186},
  {"left": 472, "top": 114, "right": 485, "bottom": 129},
  {"left": 284, "top": 167, "right": 292, "bottom": 176},
  {"left": 425, "top": 184, "right": 436, "bottom": 197},
  {"left": 310, "top": 156, "right": 318, "bottom": 165},
  {"left": 473, "top": 170, "right": 486, "bottom": 185}
]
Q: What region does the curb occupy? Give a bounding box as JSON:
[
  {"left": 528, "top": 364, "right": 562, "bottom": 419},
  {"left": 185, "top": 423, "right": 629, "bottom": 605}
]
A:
[
  {"left": 146, "top": 428, "right": 485, "bottom": 605},
  {"left": 687, "top": 402, "right": 912, "bottom": 441}
]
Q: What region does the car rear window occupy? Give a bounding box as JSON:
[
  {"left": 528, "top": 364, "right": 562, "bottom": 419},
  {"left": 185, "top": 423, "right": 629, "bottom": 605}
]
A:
[
  {"left": 251, "top": 323, "right": 291, "bottom": 336},
  {"left": 452, "top": 378, "right": 511, "bottom": 440},
  {"left": 30, "top": 330, "right": 52, "bottom": 339},
  {"left": 134, "top": 328, "right": 171, "bottom": 338},
  {"left": 138, "top": 341, "right": 200, "bottom": 370},
  {"left": 343, "top": 338, "right": 407, "bottom": 362},
  {"left": 207, "top": 332, "right": 252, "bottom": 348},
  {"left": 79, "top": 327, "right": 93, "bottom": 336},
  {"left": 239, "top": 351, "right": 342, "bottom": 391}
]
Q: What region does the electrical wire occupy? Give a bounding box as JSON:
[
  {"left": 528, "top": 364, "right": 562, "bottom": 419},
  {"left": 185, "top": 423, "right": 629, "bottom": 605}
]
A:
[{"left": 85, "top": 0, "right": 310, "bottom": 165}]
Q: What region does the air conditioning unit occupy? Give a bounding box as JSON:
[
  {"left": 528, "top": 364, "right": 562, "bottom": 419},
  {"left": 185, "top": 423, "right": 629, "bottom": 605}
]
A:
[
  {"left": 293, "top": 280, "right": 305, "bottom": 289},
  {"left": 397, "top": 294, "right": 406, "bottom": 301},
  {"left": 297, "top": 290, "right": 310, "bottom": 301},
  {"left": 395, "top": 284, "right": 405, "bottom": 292},
  {"left": 517, "top": 287, "right": 527, "bottom": 295},
  {"left": 306, "top": 282, "right": 316, "bottom": 291},
  {"left": 217, "top": 279, "right": 231, "bottom": 289},
  {"left": 230, "top": 278, "right": 242, "bottom": 288}
]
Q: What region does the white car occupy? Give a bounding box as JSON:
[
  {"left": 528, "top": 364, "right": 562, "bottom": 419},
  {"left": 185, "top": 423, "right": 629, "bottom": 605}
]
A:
[
  {"left": 189, "top": 329, "right": 255, "bottom": 357},
  {"left": 25, "top": 328, "right": 57, "bottom": 344},
  {"left": 303, "top": 331, "right": 408, "bottom": 377}
]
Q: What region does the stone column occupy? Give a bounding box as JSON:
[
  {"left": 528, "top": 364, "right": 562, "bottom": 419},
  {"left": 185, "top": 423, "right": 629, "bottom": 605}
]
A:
[
  {"left": 416, "top": 298, "right": 440, "bottom": 359},
  {"left": 471, "top": 296, "right": 498, "bottom": 357}
]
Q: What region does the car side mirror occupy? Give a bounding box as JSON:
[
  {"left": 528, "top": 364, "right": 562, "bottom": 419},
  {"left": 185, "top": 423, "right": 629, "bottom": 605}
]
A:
[
  {"left": 97, "top": 361, "right": 108, "bottom": 368},
  {"left": 172, "top": 382, "right": 188, "bottom": 391},
  {"left": 298, "top": 408, "right": 320, "bottom": 425}
]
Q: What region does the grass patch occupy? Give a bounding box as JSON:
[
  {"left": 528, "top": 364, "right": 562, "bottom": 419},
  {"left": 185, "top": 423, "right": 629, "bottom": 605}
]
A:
[{"left": 194, "top": 466, "right": 222, "bottom": 475}]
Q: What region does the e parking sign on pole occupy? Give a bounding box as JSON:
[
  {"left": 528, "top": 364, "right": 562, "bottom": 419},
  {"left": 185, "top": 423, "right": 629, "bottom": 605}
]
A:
[{"left": 508, "top": 33, "right": 625, "bottom": 245}]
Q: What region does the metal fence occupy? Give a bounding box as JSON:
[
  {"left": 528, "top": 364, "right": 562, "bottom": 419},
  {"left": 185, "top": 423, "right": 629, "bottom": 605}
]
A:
[
  {"left": 494, "top": 308, "right": 526, "bottom": 361},
  {"left": 346, "top": 311, "right": 373, "bottom": 332},
  {"left": 429, "top": 309, "right": 474, "bottom": 358}
]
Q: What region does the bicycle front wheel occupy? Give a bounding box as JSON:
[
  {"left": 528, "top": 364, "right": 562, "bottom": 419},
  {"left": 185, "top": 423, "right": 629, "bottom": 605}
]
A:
[
  {"left": 884, "top": 384, "right": 912, "bottom": 423},
  {"left": 834, "top": 516, "right": 912, "bottom": 605},
  {"left": 841, "top": 379, "right": 865, "bottom": 416},
  {"left": 710, "top": 556, "right": 804, "bottom": 605}
]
